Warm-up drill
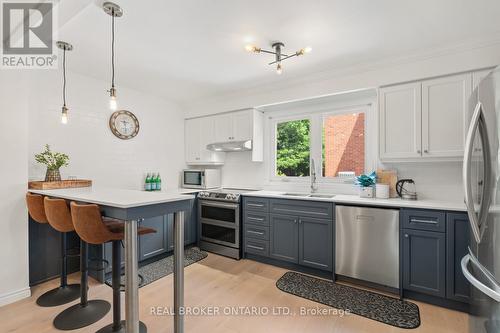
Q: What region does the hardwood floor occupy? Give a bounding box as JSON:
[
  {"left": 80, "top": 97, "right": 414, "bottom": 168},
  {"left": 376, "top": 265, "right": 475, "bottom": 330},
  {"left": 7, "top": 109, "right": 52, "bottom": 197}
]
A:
[{"left": 0, "top": 254, "right": 468, "bottom": 333}]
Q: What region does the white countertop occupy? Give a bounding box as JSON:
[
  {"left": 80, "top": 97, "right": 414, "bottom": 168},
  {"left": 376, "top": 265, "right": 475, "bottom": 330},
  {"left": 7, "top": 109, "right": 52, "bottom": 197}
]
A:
[
  {"left": 242, "top": 190, "right": 467, "bottom": 212},
  {"left": 28, "top": 187, "right": 196, "bottom": 209}
]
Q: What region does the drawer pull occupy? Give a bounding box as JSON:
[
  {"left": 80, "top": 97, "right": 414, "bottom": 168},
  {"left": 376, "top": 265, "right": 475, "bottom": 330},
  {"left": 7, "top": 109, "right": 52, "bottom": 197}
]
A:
[
  {"left": 247, "top": 230, "right": 265, "bottom": 235},
  {"left": 247, "top": 244, "right": 264, "bottom": 251},
  {"left": 247, "top": 216, "right": 265, "bottom": 221},
  {"left": 410, "top": 218, "right": 438, "bottom": 225},
  {"left": 248, "top": 203, "right": 265, "bottom": 208}
]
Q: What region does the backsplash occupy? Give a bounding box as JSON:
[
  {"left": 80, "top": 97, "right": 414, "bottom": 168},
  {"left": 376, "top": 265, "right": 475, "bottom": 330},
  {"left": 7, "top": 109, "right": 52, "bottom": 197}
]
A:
[{"left": 221, "top": 151, "right": 464, "bottom": 202}]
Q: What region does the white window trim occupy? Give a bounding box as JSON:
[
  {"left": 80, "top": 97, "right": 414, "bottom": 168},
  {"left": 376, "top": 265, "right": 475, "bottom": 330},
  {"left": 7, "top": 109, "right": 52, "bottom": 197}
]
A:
[{"left": 266, "top": 103, "right": 376, "bottom": 186}]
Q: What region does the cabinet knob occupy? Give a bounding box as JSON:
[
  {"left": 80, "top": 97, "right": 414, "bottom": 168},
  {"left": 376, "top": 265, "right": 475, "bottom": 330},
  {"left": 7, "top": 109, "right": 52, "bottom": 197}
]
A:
[
  {"left": 417, "top": 150, "right": 421, "bottom": 154},
  {"left": 404, "top": 234, "right": 409, "bottom": 238},
  {"left": 424, "top": 150, "right": 429, "bottom": 153}
]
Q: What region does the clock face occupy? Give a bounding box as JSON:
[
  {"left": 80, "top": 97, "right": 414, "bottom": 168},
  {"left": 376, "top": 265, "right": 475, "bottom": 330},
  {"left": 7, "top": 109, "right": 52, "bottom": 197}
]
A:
[{"left": 109, "top": 110, "right": 139, "bottom": 140}]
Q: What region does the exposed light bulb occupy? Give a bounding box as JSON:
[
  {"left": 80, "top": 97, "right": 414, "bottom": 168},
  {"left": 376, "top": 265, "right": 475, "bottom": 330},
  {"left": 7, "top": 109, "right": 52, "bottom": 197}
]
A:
[
  {"left": 296, "top": 46, "right": 312, "bottom": 56},
  {"left": 109, "top": 87, "right": 117, "bottom": 111},
  {"left": 61, "top": 106, "right": 68, "bottom": 124},
  {"left": 304, "top": 46, "right": 312, "bottom": 54},
  {"left": 276, "top": 63, "right": 283, "bottom": 75},
  {"left": 245, "top": 45, "right": 261, "bottom": 53}
]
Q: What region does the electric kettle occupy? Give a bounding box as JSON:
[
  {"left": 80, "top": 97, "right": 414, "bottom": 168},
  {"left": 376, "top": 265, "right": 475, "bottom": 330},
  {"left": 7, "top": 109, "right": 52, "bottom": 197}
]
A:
[{"left": 395, "top": 179, "right": 418, "bottom": 200}]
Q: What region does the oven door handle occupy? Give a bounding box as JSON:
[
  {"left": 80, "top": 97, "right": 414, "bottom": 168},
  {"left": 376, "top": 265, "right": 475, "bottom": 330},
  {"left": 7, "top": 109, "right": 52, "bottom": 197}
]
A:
[{"left": 200, "top": 200, "right": 239, "bottom": 210}]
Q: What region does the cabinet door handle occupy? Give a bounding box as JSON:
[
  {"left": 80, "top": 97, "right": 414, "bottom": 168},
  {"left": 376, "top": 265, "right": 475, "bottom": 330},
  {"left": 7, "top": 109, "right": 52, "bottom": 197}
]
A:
[
  {"left": 247, "top": 216, "right": 264, "bottom": 221},
  {"left": 410, "top": 218, "right": 438, "bottom": 225},
  {"left": 247, "top": 244, "right": 264, "bottom": 251},
  {"left": 247, "top": 203, "right": 264, "bottom": 208},
  {"left": 247, "top": 230, "right": 264, "bottom": 235}
]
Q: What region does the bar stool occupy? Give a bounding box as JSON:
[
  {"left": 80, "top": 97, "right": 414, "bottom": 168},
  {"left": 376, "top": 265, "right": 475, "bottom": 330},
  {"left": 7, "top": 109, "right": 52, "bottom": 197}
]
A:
[
  {"left": 70, "top": 202, "right": 155, "bottom": 333},
  {"left": 49, "top": 198, "right": 112, "bottom": 330},
  {"left": 26, "top": 193, "right": 80, "bottom": 307}
]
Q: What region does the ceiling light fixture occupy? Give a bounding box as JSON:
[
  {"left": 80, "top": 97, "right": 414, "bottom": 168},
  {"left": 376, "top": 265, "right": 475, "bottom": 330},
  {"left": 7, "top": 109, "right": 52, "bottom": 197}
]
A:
[
  {"left": 103, "top": 2, "right": 123, "bottom": 111},
  {"left": 56, "top": 41, "right": 73, "bottom": 124},
  {"left": 245, "top": 41, "right": 311, "bottom": 74}
]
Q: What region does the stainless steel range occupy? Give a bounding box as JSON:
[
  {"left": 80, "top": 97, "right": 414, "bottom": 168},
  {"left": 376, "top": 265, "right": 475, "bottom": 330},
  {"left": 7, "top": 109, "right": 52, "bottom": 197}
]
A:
[{"left": 198, "top": 188, "right": 255, "bottom": 259}]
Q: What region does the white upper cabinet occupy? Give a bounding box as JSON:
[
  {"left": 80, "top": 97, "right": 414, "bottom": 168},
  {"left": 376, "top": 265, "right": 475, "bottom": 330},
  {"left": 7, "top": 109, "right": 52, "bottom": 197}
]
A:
[
  {"left": 379, "top": 82, "right": 422, "bottom": 160},
  {"left": 214, "top": 110, "right": 253, "bottom": 142},
  {"left": 185, "top": 109, "right": 264, "bottom": 164},
  {"left": 379, "top": 71, "right": 477, "bottom": 162},
  {"left": 421, "top": 74, "right": 471, "bottom": 158},
  {"left": 214, "top": 113, "right": 233, "bottom": 142},
  {"left": 185, "top": 117, "right": 225, "bottom": 165}
]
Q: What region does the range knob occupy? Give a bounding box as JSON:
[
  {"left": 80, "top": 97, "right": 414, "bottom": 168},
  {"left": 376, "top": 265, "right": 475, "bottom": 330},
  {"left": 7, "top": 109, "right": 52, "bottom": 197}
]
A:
[{"left": 198, "top": 192, "right": 209, "bottom": 198}]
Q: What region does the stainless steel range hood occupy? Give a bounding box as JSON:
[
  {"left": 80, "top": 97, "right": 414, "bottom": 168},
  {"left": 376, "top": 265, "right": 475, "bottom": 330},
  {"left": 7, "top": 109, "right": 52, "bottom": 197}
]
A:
[{"left": 206, "top": 140, "right": 252, "bottom": 152}]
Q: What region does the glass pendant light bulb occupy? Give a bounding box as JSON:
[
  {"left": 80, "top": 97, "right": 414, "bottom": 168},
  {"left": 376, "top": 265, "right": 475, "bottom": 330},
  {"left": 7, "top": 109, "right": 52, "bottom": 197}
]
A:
[
  {"left": 61, "top": 106, "right": 68, "bottom": 124},
  {"left": 304, "top": 46, "right": 312, "bottom": 54},
  {"left": 109, "top": 87, "right": 117, "bottom": 111},
  {"left": 276, "top": 63, "right": 283, "bottom": 75}
]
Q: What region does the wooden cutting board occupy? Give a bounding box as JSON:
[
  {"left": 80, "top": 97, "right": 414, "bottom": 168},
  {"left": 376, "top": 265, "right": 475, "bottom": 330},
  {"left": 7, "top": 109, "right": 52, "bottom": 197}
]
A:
[
  {"left": 377, "top": 169, "right": 398, "bottom": 198},
  {"left": 28, "top": 179, "right": 92, "bottom": 190}
]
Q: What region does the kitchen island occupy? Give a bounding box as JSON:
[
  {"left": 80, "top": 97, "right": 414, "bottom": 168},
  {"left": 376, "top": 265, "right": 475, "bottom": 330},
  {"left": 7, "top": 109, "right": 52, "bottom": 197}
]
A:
[{"left": 28, "top": 187, "right": 195, "bottom": 333}]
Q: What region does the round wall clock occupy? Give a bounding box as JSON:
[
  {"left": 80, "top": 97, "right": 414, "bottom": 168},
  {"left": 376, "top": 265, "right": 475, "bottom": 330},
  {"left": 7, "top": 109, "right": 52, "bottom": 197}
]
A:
[{"left": 109, "top": 110, "right": 140, "bottom": 140}]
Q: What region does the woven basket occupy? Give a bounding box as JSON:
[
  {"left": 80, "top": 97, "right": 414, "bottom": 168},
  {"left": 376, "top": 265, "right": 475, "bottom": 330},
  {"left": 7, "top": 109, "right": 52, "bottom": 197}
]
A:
[{"left": 45, "top": 169, "right": 62, "bottom": 182}]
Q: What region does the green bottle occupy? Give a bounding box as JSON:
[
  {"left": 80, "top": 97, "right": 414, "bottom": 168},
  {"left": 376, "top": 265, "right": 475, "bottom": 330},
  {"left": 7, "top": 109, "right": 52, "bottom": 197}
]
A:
[
  {"left": 156, "top": 173, "right": 162, "bottom": 191},
  {"left": 151, "top": 173, "right": 157, "bottom": 191},
  {"left": 145, "top": 173, "right": 152, "bottom": 191}
]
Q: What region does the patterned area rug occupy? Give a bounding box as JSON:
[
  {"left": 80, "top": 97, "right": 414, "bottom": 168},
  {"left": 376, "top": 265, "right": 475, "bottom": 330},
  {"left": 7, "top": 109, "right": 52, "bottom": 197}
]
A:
[
  {"left": 106, "top": 247, "right": 208, "bottom": 289},
  {"left": 276, "top": 271, "right": 420, "bottom": 329}
]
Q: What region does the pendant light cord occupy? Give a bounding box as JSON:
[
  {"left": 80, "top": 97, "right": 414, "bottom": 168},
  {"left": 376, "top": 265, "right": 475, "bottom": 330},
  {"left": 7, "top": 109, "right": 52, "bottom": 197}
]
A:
[
  {"left": 111, "top": 11, "right": 115, "bottom": 88},
  {"left": 62, "top": 48, "right": 67, "bottom": 107}
]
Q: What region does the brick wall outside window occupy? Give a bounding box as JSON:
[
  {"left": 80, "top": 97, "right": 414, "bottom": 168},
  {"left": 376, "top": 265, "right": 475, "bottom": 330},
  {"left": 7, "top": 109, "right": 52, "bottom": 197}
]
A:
[{"left": 323, "top": 113, "right": 365, "bottom": 177}]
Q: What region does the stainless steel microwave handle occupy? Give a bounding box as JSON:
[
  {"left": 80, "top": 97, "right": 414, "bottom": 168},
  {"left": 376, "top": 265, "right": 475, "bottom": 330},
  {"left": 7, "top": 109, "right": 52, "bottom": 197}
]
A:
[
  {"left": 463, "top": 102, "right": 484, "bottom": 244},
  {"left": 461, "top": 251, "right": 500, "bottom": 302}
]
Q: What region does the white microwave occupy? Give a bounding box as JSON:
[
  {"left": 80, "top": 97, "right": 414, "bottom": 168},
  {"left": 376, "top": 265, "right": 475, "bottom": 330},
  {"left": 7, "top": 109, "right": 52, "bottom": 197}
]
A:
[{"left": 182, "top": 169, "right": 221, "bottom": 189}]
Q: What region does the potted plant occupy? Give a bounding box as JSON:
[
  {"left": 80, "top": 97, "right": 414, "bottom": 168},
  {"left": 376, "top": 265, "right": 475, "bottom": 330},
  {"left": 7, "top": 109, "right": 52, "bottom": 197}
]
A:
[
  {"left": 355, "top": 171, "right": 377, "bottom": 198},
  {"left": 34, "top": 144, "right": 70, "bottom": 182}
]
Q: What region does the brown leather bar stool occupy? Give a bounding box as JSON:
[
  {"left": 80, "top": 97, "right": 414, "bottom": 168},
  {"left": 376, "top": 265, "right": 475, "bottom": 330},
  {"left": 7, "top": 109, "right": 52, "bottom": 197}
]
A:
[
  {"left": 70, "top": 202, "right": 155, "bottom": 333},
  {"left": 50, "top": 199, "right": 112, "bottom": 331},
  {"left": 26, "top": 193, "right": 80, "bottom": 307}
]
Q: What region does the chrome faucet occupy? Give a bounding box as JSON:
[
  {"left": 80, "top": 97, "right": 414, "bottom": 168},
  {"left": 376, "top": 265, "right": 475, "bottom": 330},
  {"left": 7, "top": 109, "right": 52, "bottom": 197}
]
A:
[{"left": 310, "top": 158, "right": 317, "bottom": 193}]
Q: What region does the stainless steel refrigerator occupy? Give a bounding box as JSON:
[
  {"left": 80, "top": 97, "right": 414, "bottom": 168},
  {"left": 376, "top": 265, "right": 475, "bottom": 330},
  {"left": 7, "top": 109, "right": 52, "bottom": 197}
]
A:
[{"left": 462, "top": 65, "right": 500, "bottom": 333}]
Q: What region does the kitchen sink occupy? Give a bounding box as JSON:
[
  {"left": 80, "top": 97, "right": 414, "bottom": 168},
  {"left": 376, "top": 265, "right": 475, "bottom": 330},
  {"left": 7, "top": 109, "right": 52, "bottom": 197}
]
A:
[{"left": 282, "top": 193, "right": 335, "bottom": 199}]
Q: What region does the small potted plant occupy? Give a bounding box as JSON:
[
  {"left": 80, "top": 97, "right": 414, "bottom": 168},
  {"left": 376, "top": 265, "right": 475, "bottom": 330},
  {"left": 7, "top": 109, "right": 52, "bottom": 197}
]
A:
[
  {"left": 34, "top": 144, "right": 70, "bottom": 182},
  {"left": 355, "top": 171, "right": 377, "bottom": 198}
]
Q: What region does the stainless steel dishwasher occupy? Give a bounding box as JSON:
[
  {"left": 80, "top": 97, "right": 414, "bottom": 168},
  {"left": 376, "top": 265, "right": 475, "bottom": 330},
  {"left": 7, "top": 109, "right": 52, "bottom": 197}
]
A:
[{"left": 335, "top": 205, "right": 399, "bottom": 289}]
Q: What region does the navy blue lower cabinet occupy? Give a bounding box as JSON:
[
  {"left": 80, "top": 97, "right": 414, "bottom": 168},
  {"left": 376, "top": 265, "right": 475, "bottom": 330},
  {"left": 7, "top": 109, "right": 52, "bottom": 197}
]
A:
[
  {"left": 139, "top": 216, "right": 169, "bottom": 261},
  {"left": 269, "top": 214, "right": 299, "bottom": 263},
  {"left": 298, "top": 217, "right": 333, "bottom": 271},
  {"left": 402, "top": 228, "right": 446, "bottom": 298},
  {"left": 446, "top": 213, "right": 471, "bottom": 303}
]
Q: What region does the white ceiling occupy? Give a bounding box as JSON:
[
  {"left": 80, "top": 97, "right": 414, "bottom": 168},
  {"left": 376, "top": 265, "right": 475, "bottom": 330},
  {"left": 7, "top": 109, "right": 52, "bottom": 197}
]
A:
[{"left": 58, "top": 0, "right": 500, "bottom": 104}]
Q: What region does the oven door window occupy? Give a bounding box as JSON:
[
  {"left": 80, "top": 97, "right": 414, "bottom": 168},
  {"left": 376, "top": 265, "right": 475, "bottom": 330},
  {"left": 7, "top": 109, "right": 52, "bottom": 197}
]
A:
[
  {"left": 201, "top": 224, "right": 236, "bottom": 245},
  {"left": 184, "top": 171, "right": 202, "bottom": 186},
  {"left": 201, "top": 204, "right": 236, "bottom": 224}
]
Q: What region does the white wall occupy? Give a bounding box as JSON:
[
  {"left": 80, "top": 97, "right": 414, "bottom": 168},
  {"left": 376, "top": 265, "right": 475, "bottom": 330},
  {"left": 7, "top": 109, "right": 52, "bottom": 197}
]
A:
[
  {"left": 28, "top": 70, "right": 185, "bottom": 190},
  {"left": 0, "top": 72, "right": 30, "bottom": 306}
]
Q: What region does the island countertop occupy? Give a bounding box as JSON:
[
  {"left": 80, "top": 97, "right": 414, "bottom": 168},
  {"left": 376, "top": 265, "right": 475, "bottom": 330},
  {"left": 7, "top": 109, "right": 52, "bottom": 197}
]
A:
[{"left": 28, "top": 187, "right": 195, "bottom": 209}]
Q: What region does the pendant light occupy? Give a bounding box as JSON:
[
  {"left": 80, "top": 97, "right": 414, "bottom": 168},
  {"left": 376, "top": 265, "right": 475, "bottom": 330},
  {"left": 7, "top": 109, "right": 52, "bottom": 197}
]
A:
[
  {"left": 103, "top": 2, "right": 123, "bottom": 111},
  {"left": 56, "top": 41, "right": 73, "bottom": 124}
]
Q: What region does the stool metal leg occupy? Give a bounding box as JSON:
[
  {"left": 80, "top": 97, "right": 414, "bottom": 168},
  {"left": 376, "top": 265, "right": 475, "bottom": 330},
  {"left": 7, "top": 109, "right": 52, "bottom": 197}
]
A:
[
  {"left": 97, "top": 241, "right": 146, "bottom": 333},
  {"left": 53, "top": 240, "right": 111, "bottom": 330},
  {"left": 36, "top": 232, "right": 80, "bottom": 307}
]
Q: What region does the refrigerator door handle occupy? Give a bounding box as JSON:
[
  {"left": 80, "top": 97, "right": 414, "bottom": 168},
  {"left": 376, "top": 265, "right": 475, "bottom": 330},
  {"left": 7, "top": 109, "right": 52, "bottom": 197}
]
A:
[
  {"left": 461, "top": 251, "right": 500, "bottom": 302},
  {"left": 463, "top": 101, "right": 492, "bottom": 244}
]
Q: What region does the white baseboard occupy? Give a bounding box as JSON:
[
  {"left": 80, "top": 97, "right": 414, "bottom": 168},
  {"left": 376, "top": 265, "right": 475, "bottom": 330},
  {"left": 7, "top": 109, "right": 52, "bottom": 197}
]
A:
[{"left": 0, "top": 287, "right": 31, "bottom": 307}]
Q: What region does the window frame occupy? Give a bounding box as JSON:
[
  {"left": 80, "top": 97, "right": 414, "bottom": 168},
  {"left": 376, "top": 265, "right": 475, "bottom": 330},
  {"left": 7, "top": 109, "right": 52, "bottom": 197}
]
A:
[{"left": 268, "top": 104, "right": 374, "bottom": 185}]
